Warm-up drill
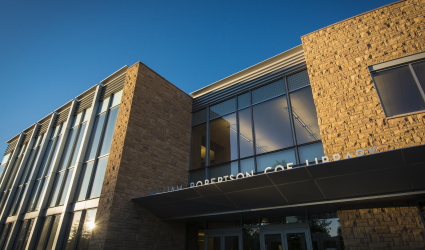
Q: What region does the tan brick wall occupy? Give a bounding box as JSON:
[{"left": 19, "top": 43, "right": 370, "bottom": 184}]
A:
[
  {"left": 302, "top": 0, "right": 425, "bottom": 157},
  {"left": 89, "top": 62, "right": 192, "bottom": 250},
  {"left": 338, "top": 202, "right": 425, "bottom": 250}
]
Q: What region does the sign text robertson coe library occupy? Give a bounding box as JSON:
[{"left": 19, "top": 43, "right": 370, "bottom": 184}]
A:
[{"left": 150, "top": 147, "right": 378, "bottom": 195}]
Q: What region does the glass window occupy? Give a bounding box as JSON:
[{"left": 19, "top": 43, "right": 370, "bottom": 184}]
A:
[
  {"left": 253, "top": 96, "right": 293, "bottom": 154},
  {"left": 238, "top": 108, "right": 254, "bottom": 159},
  {"left": 86, "top": 114, "right": 106, "bottom": 161},
  {"left": 59, "top": 168, "right": 74, "bottom": 205},
  {"left": 0, "top": 164, "right": 6, "bottom": 180},
  {"left": 209, "top": 162, "right": 238, "bottom": 180},
  {"left": 45, "top": 215, "right": 60, "bottom": 250},
  {"left": 50, "top": 172, "right": 65, "bottom": 207},
  {"left": 190, "top": 123, "right": 206, "bottom": 169},
  {"left": 77, "top": 162, "right": 94, "bottom": 201},
  {"left": 79, "top": 209, "right": 97, "bottom": 250},
  {"left": 252, "top": 79, "right": 285, "bottom": 104},
  {"left": 289, "top": 86, "right": 321, "bottom": 144},
  {"left": 242, "top": 227, "right": 260, "bottom": 250},
  {"left": 98, "top": 97, "right": 110, "bottom": 114},
  {"left": 1, "top": 153, "right": 11, "bottom": 165},
  {"left": 238, "top": 92, "right": 250, "bottom": 110},
  {"left": 89, "top": 157, "right": 108, "bottom": 199},
  {"left": 58, "top": 129, "right": 77, "bottom": 171},
  {"left": 111, "top": 90, "right": 123, "bottom": 107},
  {"left": 298, "top": 142, "right": 324, "bottom": 164},
  {"left": 64, "top": 211, "right": 83, "bottom": 250},
  {"left": 210, "top": 98, "right": 236, "bottom": 120},
  {"left": 412, "top": 61, "right": 425, "bottom": 93},
  {"left": 209, "top": 113, "right": 238, "bottom": 165},
  {"left": 36, "top": 216, "right": 53, "bottom": 250},
  {"left": 240, "top": 157, "right": 255, "bottom": 173},
  {"left": 189, "top": 169, "right": 205, "bottom": 184},
  {"left": 309, "top": 213, "right": 344, "bottom": 250},
  {"left": 373, "top": 65, "right": 425, "bottom": 116},
  {"left": 0, "top": 223, "right": 12, "bottom": 249},
  {"left": 256, "top": 149, "right": 296, "bottom": 173},
  {"left": 13, "top": 219, "right": 34, "bottom": 250},
  {"left": 99, "top": 106, "right": 119, "bottom": 156},
  {"left": 70, "top": 123, "right": 87, "bottom": 167}
]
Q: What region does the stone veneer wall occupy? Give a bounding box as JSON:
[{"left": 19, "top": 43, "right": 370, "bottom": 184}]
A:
[
  {"left": 89, "top": 62, "right": 192, "bottom": 250},
  {"left": 338, "top": 202, "right": 425, "bottom": 249},
  {"left": 302, "top": 0, "right": 425, "bottom": 157}
]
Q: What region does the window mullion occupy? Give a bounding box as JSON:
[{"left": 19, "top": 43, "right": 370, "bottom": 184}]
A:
[{"left": 409, "top": 64, "right": 425, "bottom": 102}]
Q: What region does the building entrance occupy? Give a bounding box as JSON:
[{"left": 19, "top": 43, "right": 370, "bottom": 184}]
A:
[{"left": 205, "top": 225, "right": 313, "bottom": 250}]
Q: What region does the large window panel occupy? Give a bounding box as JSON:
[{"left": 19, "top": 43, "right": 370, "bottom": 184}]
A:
[
  {"left": 238, "top": 108, "right": 254, "bottom": 158},
  {"left": 86, "top": 114, "right": 106, "bottom": 161},
  {"left": 289, "top": 86, "right": 321, "bottom": 144},
  {"left": 209, "top": 161, "right": 238, "bottom": 180},
  {"left": 209, "top": 113, "right": 238, "bottom": 165},
  {"left": 190, "top": 123, "right": 206, "bottom": 169},
  {"left": 78, "top": 209, "right": 97, "bottom": 250},
  {"left": 49, "top": 172, "right": 65, "bottom": 207},
  {"left": 13, "top": 219, "right": 34, "bottom": 250},
  {"left": 70, "top": 123, "right": 87, "bottom": 167},
  {"left": 64, "top": 211, "right": 83, "bottom": 250},
  {"left": 298, "top": 142, "right": 324, "bottom": 164},
  {"left": 58, "top": 168, "right": 74, "bottom": 205},
  {"left": 99, "top": 106, "right": 119, "bottom": 156},
  {"left": 256, "top": 149, "right": 296, "bottom": 173},
  {"left": 89, "top": 157, "right": 108, "bottom": 199},
  {"left": 58, "top": 129, "right": 77, "bottom": 171},
  {"left": 253, "top": 96, "right": 294, "bottom": 154},
  {"left": 412, "top": 61, "right": 425, "bottom": 90},
  {"left": 373, "top": 65, "right": 425, "bottom": 116},
  {"left": 76, "top": 162, "right": 94, "bottom": 201}
]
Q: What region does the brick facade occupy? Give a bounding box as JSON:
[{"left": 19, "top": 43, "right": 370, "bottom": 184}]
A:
[
  {"left": 89, "top": 62, "right": 192, "bottom": 250},
  {"left": 302, "top": 0, "right": 425, "bottom": 157},
  {"left": 338, "top": 202, "right": 425, "bottom": 250}
]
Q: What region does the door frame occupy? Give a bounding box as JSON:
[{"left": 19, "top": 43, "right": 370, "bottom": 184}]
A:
[
  {"left": 205, "top": 228, "right": 242, "bottom": 250},
  {"left": 260, "top": 228, "right": 313, "bottom": 250}
]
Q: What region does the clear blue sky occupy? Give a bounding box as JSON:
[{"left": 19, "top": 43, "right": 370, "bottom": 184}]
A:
[{"left": 0, "top": 0, "right": 396, "bottom": 156}]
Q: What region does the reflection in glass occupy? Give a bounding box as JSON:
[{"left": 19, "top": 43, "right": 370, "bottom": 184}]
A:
[
  {"left": 225, "top": 236, "right": 239, "bottom": 250},
  {"left": 260, "top": 217, "right": 281, "bottom": 225},
  {"left": 89, "top": 157, "right": 108, "bottom": 199},
  {"left": 86, "top": 114, "right": 106, "bottom": 161},
  {"left": 59, "top": 168, "right": 74, "bottom": 205},
  {"left": 418, "top": 201, "right": 425, "bottom": 212},
  {"left": 77, "top": 162, "right": 94, "bottom": 201},
  {"left": 190, "top": 123, "right": 206, "bottom": 169},
  {"left": 36, "top": 216, "right": 52, "bottom": 250},
  {"left": 373, "top": 65, "right": 425, "bottom": 116},
  {"left": 242, "top": 227, "right": 260, "bottom": 250},
  {"left": 412, "top": 61, "right": 425, "bottom": 91},
  {"left": 70, "top": 123, "right": 87, "bottom": 167},
  {"left": 65, "top": 211, "right": 82, "bottom": 250},
  {"left": 99, "top": 107, "right": 119, "bottom": 156},
  {"left": 286, "top": 233, "right": 307, "bottom": 250},
  {"left": 263, "top": 234, "right": 282, "bottom": 250},
  {"left": 45, "top": 215, "right": 60, "bottom": 250},
  {"left": 210, "top": 113, "right": 238, "bottom": 165},
  {"left": 0, "top": 223, "right": 12, "bottom": 249},
  {"left": 59, "top": 129, "right": 76, "bottom": 171},
  {"left": 50, "top": 172, "right": 65, "bottom": 207},
  {"left": 253, "top": 96, "right": 293, "bottom": 154},
  {"left": 298, "top": 142, "right": 324, "bottom": 164},
  {"left": 13, "top": 219, "right": 34, "bottom": 250},
  {"left": 289, "top": 87, "right": 321, "bottom": 144},
  {"left": 209, "top": 162, "right": 238, "bottom": 180},
  {"left": 240, "top": 158, "right": 255, "bottom": 174},
  {"left": 189, "top": 169, "right": 205, "bottom": 184},
  {"left": 79, "top": 209, "right": 97, "bottom": 250},
  {"left": 256, "top": 149, "right": 296, "bottom": 173},
  {"left": 284, "top": 215, "right": 307, "bottom": 224},
  {"left": 238, "top": 92, "right": 250, "bottom": 109},
  {"left": 210, "top": 98, "right": 236, "bottom": 119},
  {"left": 111, "top": 90, "right": 123, "bottom": 107},
  {"left": 208, "top": 237, "right": 221, "bottom": 250},
  {"left": 238, "top": 108, "right": 254, "bottom": 158},
  {"left": 309, "top": 213, "right": 344, "bottom": 250}
]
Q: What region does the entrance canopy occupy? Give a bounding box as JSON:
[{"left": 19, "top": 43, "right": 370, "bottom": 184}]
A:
[{"left": 132, "top": 145, "right": 425, "bottom": 221}]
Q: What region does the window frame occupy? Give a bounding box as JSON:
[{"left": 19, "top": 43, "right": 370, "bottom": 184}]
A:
[{"left": 369, "top": 52, "right": 425, "bottom": 118}]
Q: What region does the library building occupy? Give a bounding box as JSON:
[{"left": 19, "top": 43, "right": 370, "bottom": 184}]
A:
[{"left": 0, "top": 0, "right": 425, "bottom": 249}]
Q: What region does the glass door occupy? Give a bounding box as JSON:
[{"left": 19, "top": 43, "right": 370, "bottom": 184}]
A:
[
  {"left": 206, "top": 233, "right": 241, "bottom": 250},
  {"left": 261, "top": 230, "right": 312, "bottom": 250}
]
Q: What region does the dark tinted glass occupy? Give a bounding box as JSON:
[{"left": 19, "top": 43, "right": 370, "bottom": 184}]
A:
[
  {"left": 238, "top": 108, "right": 254, "bottom": 158},
  {"left": 34, "top": 179, "right": 48, "bottom": 210},
  {"left": 208, "top": 237, "right": 221, "bottom": 250},
  {"left": 225, "top": 236, "right": 239, "bottom": 250},
  {"left": 28, "top": 180, "right": 42, "bottom": 211},
  {"left": 13, "top": 219, "right": 34, "bottom": 250},
  {"left": 189, "top": 168, "right": 205, "bottom": 184},
  {"left": 373, "top": 65, "right": 425, "bottom": 116},
  {"left": 36, "top": 216, "right": 52, "bottom": 250},
  {"left": 412, "top": 61, "right": 425, "bottom": 91},
  {"left": 86, "top": 114, "right": 106, "bottom": 161},
  {"left": 286, "top": 233, "right": 307, "bottom": 250},
  {"left": 264, "top": 234, "right": 282, "bottom": 250},
  {"left": 45, "top": 215, "right": 60, "bottom": 250},
  {"left": 418, "top": 201, "right": 425, "bottom": 212},
  {"left": 253, "top": 96, "right": 293, "bottom": 154},
  {"left": 190, "top": 123, "right": 206, "bottom": 169},
  {"left": 289, "top": 86, "right": 321, "bottom": 144},
  {"left": 209, "top": 113, "right": 238, "bottom": 165},
  {"left": 309, "top": 213, "right": 344, "bottom": 250},
  {"left": 89, "top": 157, "right": 108, "bottom": 198},
  {"left": 77, "top": 162, "right": 94, "bottom": 201},
  {"left": 0, "top": 223, "right": 12, "bottom": 249},
  {"left": 242, "top": 227, "right": 260, "bottom": 250},
  {"left": 99, "top": 106, "right": 119, "bottom": 156}
]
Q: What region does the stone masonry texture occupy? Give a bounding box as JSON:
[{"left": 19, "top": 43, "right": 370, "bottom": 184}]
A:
[
  {"left": 338, "top": 202, "right": 425, "bottom": 250},
  {"left": 89, "top": 62, "right": 192, "bottom": 250},
  {"left": 302, "top": 0, "right": 425, "bottom": 158}
]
